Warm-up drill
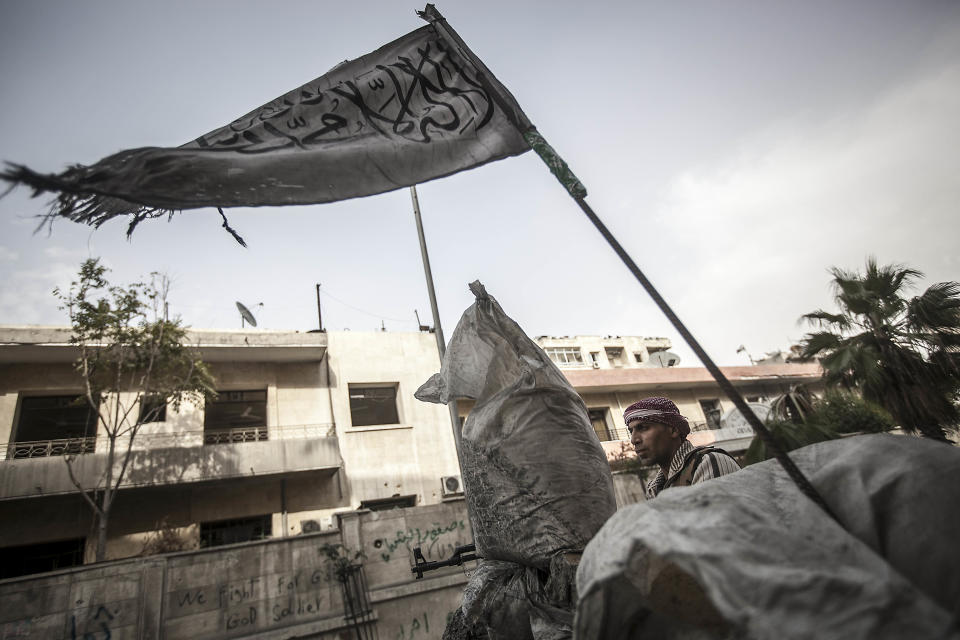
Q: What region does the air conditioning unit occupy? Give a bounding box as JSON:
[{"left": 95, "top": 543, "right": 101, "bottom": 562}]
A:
[
  {"left": 441, "top": 475, "right": 464, "bottom": 497},
  {"left": 300, "top": 519, "right": 322, "bottom": 534}
]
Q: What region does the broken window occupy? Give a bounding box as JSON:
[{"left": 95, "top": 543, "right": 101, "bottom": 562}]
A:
[
  {"left": 199, "top": 515, "right": 271, "bottom": 548},
  {"left": 349, "top": 385, "right": 399, "bottom": 426},
  {"left": 543, "top": 347, "right": 584, "bottom": 366},
  {"left": 588, "top": 408, "right": 614, "bottom": 441},
  {"left": 11, "top": 395, "right": 97, "bottom": 458},
  {"left": 204, "top": 390, "right": 267, "bottom": 443},
  {"left": 0, "top": 538, "right": 85, "bottom": 579}
]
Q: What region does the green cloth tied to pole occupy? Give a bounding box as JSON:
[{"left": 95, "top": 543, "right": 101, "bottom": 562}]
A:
[{"left": 522, "top": 129, "right": 587, "bottom": 199}]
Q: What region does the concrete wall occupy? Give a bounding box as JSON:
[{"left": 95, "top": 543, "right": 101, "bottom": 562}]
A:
[
  {"left": 612, "top": 472, "right": 647, "bottom": 508},
  {"left": 324, "top": 332, "right": 460, "bottom": 510},
  {"left": 0, "top": 500, "right": 472, "bottom": 640},
  {"left": 0, "top": 469, "right": 346, "bottom": 555},
  {"left": 0, "top": 438, "right": 342, "bottom": 500}
]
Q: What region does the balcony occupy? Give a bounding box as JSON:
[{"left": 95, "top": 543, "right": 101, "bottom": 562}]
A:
[
  {"left": 7, "top": 436, "right": 97, "bottom": 459},
  {"left": 0, "top": 424, "right": 342, "bottom": 501}
]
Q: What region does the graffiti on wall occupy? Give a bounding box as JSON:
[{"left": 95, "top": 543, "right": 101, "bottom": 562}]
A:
[
  {"left": 3, "top": 599, "right": 128, "bottom": 639},
  {"left": 373, "top": 520, "right": 467, "bottom": 563},
  {"left": 165, "top": 546, "right": 343, "bottom": 637},
  {"left": 69, "top": 605, "right": 117, "bottom": 640},
  {"left": 392, "top": 612, "right": 429, "bottom": 640}
]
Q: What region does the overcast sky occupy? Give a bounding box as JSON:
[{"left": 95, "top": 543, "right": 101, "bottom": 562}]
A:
[{"left": 1, "top": 0, "right": 958, "bottom": 366}]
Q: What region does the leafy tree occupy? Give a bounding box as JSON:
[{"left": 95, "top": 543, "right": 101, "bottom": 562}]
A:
[
  {"left": 55, "top": 258, "right": 215, "bottom": 562},
  {"left": 767, "top": 384, "right": 816, "bottom": 423},
  {"left": 811, "top": 391, "right": 896, "bottom": 435},
  {"left": 799, "top": 258, "right": 960, "bottom": 441},
  {"left": 744, "top": 390, "right": 895, "bottom": 465},
  {"left": 744, "top": 418, "right": 839, "bottom": 466}
]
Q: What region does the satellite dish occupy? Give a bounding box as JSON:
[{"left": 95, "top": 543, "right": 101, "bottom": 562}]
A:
[
  {"left": 648, "top": 351, "right": 681, "bottom": 367},
  {"left": 236, "top": 301, "right": 258, "bottom": 328}
]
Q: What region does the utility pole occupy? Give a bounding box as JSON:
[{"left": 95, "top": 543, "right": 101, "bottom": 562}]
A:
[
  {"left": 410, "top": 185, "right": 463, "bottom": 462},
  {"left": 315, "top": 283, "right": 324, "bottom": 332}
]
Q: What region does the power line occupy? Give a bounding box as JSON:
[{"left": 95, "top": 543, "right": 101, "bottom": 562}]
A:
[{"left": 317, "top": 287, "right": 416, "bottom": 325}]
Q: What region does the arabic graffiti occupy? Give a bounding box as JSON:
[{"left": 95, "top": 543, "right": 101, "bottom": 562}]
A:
[
  {"left": 190, "top": 31, "right": 494, "bottom": 155},
  {"left": 393, "top": 612, "right": 430, "bottom": 640},
  {"left": 69, "top": 605, "right": 116, "bottom": 640},
  {"left": 373, "top": 520, "right": 467, "bottom": 563}
]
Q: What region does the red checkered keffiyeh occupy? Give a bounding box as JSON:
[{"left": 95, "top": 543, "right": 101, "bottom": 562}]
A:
[{"left": 622, "top": 396, "right": 690, "bottom": 438}]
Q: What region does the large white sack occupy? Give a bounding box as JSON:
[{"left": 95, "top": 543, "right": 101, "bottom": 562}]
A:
[
  {"left": 575, "top": 434, "right": 960, "bottom": 640},
  {"left": 416, "top": 281, "right": 617, "bottom": 568}
]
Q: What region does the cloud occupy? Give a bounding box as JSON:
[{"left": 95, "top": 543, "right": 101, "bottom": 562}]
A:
[
  {"left": 42, "top": 246, "right": 89, "bottom": 260},
  {"left": 653, "top": 56, "right": 960, "bottom": 362},
  {"left": 0, "top": 262, "right": 79, "bottom": 325},
  {"left": 0, "top": 247, "right": 18, "bottom": 262}
]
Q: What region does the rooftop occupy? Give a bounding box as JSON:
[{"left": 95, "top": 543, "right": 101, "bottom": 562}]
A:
[
  {"left": 0, "top": 325, "right": 328, "bottom": 363},
  {"left": 562, "top": 363, "right": 821, "bottom": 392}
]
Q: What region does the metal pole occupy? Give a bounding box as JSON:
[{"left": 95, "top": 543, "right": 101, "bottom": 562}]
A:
[
  {"left": 316, "top": 283, "right": 324, "bottom": 332},
  {"left": 419, "top": 3, "right": 836, "bottom": 523},
  {"left": 410, "top": 185, "right": 464, "bottom": 462}
]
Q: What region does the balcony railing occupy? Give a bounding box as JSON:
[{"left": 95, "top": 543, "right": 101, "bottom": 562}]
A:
[
  {"left": 203, "top": 426, "right": 268, "bottom": 445},
  {"left": 2, "top": 424, "right": 337, "bottom": 460},
  {"left": 7, "top": 437, "right": 97, "bottom": 459}
]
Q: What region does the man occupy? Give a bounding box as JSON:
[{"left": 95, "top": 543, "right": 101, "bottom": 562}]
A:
[{"left": 624, "top": 396, "right": 741, "bottom": 499}]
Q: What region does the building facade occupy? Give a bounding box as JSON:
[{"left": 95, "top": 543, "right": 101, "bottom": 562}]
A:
[
  {"left": 0, "top": 326, "right": 462, "bottom": 574},
  {"left": 533, "top": 335, "right": 823, "bottom": 458},
  {"left": 0, "top": 327, "right": 823, "bottom": 639}
]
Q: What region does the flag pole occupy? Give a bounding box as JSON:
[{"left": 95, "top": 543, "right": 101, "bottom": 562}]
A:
[
  {"left": 420, "top": 4, "right": 837, "bottom": 521},
  {"left": 410, "top": 185, "right": 465, "bottom": 466}
]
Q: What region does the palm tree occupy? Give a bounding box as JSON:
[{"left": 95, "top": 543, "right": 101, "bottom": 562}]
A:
[{"left": 800, "top": 258, "right": 960, "bottom": 441}]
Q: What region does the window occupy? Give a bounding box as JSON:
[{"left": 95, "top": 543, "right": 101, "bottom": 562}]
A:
[
  {"left": 589, "top": 351, "right": 600, "bottom": 364},
  {"left": 633, "top": 352, "right": 644, "bottom": 363},
  {"left": 0, "top": 538, "right": 85, "bottom": 579},
  {"left": 588, "top": 409, "right": 613, "bottom": 441},
  {"left": 138, "top": 394, "right": 166, "bottom": 423},
  {"left": 11, "top": 395, "right": 97, "bottom": 458},
  {"left": 605, "top": 347, "right": 624, "bottom": 367},
  {"left": 204, "top": 390, "right": 268, "bottom": 443},
  {"left": 699, "top": 399, "right": 722, "bottom": 430},
  {"left": 200, "top": 515, "right": 271, "bottom": 548},
  {"left": 543, "top": 347, "right": 584, "bottom": 366},
  {"left": 349, "top": 385, "right": 399, "bottom": 426},
  {"left": 359, "top": 495, "right": 417, "bottom": 511}
]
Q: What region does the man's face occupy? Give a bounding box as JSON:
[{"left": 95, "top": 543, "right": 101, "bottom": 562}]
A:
[{"left": 628, "top": 419, "right": 680, "bottom": 467}]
